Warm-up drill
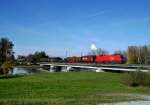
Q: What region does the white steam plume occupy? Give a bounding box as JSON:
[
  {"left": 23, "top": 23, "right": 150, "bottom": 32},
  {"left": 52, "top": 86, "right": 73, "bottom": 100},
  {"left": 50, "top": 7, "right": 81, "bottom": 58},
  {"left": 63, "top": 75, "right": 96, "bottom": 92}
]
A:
[{"left": 91, "top": 43, "right": 97, "bottom": 50}]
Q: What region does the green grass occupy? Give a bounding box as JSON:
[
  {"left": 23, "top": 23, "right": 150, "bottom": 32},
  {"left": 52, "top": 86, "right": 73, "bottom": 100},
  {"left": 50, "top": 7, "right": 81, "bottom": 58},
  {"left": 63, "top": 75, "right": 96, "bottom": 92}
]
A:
[{"left": 0, "top": 72, "right": 150, "bottom": 105}]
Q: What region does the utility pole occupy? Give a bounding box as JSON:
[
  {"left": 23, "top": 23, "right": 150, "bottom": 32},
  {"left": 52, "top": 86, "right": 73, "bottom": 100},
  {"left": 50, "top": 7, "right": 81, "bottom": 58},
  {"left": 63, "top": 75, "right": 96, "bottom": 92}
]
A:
[
  {"left": 65, "top": 50, "right": 68, "bottom": 58},
  {"left": 81, "top": 52, "right": 83, "bottom": 57}
]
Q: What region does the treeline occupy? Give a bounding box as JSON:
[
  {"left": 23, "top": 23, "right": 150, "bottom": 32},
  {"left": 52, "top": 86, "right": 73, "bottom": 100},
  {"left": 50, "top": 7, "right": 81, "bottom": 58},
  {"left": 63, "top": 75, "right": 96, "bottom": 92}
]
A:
[
  {"left": 127, "top": 45, "right": 150, "bottom": 64},
  {"left": 16, "top": 51, "right": 49, "bottom": 65}
]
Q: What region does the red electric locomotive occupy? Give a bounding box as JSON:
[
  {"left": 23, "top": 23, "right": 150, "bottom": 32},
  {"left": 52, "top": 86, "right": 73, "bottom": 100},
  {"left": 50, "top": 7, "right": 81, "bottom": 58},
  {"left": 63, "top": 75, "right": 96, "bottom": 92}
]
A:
[{"left": 95, "top": 54, "right": 126, "bottom": 64}]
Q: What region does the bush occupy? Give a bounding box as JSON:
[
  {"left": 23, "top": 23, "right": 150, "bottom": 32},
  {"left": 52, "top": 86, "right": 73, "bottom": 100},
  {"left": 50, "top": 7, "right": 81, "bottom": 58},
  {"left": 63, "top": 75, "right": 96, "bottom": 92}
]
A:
[
  {"left": 0, "top": 61, "right": 12, "bottom": 75},
  {"left": 122, "top": 70, "right": 150, "bottom": 87}
]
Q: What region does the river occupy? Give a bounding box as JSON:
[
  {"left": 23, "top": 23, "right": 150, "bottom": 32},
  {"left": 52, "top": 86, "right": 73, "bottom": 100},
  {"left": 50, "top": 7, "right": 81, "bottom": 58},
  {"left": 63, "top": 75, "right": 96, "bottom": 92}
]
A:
[{"left": 8, "top": 67, "right": 43, "bottom": 75}]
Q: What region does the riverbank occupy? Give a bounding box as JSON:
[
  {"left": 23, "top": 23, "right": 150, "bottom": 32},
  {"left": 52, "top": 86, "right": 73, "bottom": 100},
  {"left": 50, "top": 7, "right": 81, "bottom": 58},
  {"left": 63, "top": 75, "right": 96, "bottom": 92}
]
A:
[
  {"left": 0, "top": 72, "right": 150, "bottom": 105},
  {"left": 13, "top": 65, "right": 41, "bottom": 68}
]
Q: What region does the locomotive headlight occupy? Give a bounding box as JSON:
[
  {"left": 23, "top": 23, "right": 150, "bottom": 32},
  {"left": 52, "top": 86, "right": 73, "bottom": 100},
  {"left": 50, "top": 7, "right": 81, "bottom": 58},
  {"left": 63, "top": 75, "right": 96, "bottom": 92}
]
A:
[{"left": 110, "top": 57, "right": 114, "bottom": 60}]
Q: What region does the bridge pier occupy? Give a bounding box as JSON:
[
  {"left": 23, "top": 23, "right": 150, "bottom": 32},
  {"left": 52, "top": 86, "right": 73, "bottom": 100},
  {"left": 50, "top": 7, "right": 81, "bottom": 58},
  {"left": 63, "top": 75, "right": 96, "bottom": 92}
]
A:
[
  {"left": 50, "top": 65, "right": 54, "bottom": 72},
  {"left": 96, "top": 68, "right": 104, "bottom": 72},
  {"left": 66, "top": 66, "right": 72, "bottom": 72},
  {"left": 61, "top": 66, "right": 68, "bottom": 72}
]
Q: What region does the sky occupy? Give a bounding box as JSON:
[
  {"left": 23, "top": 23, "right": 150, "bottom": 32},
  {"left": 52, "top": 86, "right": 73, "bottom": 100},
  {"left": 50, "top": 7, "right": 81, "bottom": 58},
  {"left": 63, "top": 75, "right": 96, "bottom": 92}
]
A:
[{"left": 0, "top": 0, "right": 150, "bottom": 57}]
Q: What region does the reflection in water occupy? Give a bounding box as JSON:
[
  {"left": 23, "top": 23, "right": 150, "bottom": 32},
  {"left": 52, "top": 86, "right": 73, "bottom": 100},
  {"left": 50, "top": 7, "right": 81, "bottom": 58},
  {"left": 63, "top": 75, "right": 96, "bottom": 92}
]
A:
[{"left": 9, "top": 68, "right": 41, "bottom": 75}]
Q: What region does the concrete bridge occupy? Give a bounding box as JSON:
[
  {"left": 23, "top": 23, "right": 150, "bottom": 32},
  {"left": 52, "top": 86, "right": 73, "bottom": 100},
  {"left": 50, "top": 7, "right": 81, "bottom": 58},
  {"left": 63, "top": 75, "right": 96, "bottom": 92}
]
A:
[{"left": 40, "top": 63, "right": 149, "bottom": 73}]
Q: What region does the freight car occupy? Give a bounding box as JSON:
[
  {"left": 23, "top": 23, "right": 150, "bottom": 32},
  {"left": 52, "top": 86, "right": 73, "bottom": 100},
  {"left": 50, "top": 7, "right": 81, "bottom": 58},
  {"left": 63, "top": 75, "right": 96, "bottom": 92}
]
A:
[
  {"left": 65, "top": 54, "right": 126, "bottom": 64},
  {"left": 64, "top": 57, "right": 81, "bottom": 63},
  {"left": 81, "top": 55, "right": 95, "bottom": 63}
]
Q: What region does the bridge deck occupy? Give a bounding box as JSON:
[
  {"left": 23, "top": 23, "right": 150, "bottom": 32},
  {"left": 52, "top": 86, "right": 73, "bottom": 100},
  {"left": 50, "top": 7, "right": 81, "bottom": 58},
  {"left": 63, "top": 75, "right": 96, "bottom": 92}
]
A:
[{"left": 40, "top": 63, "right": 149, "bottom": 72}]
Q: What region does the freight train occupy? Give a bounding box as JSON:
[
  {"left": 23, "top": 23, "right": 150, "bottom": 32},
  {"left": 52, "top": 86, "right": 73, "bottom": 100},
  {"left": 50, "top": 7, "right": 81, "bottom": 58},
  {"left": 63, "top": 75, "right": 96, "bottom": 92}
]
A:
[{"left": 64, "top": 54, "right": 126, "bottom": 64}]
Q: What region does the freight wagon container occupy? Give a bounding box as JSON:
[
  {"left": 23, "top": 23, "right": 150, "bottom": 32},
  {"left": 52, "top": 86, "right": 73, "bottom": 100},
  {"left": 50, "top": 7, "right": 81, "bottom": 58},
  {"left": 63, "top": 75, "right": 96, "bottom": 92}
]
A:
[
  {"left": 81, "top": 56, "right": 95, "bottom": 63},
  {"left": 64, "top": 57, "right": 81, "bottom": 63}
]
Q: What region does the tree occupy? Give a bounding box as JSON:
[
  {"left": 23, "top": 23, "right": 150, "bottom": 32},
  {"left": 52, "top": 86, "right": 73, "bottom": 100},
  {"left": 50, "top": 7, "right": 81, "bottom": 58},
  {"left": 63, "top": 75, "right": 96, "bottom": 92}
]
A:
[
  {"left": 88, "top": 48, "right": 109, "bottom": 55},
  {"left": 26, "top": 51, "right": 49, "bottom": 64},
  {"left": 0, "top": 38, "right": 14, "bottom": 74},
  {"left": 1, "top": 61, "right": 12, "bottom": 74},
  {"left": 146, "top": 45, "right": 150, "bottom": 64},
  {"left": 17, "top": 55, "right": 26, "bottom": 60},
  {"left": 127, "top": 46, "right": 138, "bottom": 64},
  {"left": 114, "top": 50, "right": 127, "bottom": 58},
  {"left": 26, "top": 54, "right": 36, "bottom": 63},
  {"left": 127, "top": 45, "right": 150, "bottom": 64}
]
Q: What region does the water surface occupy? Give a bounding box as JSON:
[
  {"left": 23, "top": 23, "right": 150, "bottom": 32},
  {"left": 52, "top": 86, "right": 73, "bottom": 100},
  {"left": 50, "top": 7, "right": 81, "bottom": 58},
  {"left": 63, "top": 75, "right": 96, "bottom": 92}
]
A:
[{"left": 8, "top": 67, "right": 42, "bottom": 75}]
